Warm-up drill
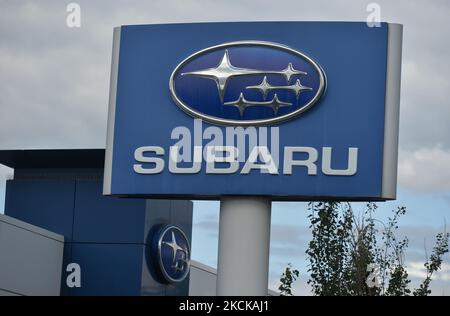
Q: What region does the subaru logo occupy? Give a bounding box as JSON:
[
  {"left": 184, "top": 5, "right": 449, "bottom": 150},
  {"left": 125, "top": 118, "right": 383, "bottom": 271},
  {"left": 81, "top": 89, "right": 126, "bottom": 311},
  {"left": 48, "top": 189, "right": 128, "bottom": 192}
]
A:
[
  {"left": 148, "top": 225, "right": 191, "bottom": 284},
  {"left": 169, "top": 41, "right": 326, "bottom": 126}
]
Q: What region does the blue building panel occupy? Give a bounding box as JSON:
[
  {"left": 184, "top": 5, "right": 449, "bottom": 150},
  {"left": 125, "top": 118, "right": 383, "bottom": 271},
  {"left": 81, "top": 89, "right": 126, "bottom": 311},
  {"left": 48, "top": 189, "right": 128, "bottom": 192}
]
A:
[
  {"left": 72, "top": 180, "right": 147, "bottom": 244},
  {"left": 67, "top": 243, "right": 144, "bottom": 296},
  {"left": 5, "top": 179, "right": 76, "bottom": 239}
]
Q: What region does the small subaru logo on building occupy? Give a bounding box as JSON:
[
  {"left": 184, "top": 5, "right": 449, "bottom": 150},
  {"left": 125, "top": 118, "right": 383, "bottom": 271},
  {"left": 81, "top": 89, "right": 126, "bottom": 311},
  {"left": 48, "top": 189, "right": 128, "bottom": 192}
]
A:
[
  {"left": 148, "top": 225, "right": 190, "bottom": 284},
  {"left": 169, "top": 41, "right": 326, "bottom": 126}
]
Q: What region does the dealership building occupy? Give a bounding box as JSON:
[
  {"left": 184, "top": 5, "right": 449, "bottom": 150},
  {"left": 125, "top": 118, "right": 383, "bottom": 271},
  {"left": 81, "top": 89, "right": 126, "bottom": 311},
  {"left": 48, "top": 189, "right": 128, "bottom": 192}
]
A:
[
  {"left": 0, "top": 149, "right": 191, "bottom": 295},
  {"left": 0, "top": 21, "right": 402, "bottom": 296},
  {"left": 0, "top": 148, "right": 280, "bottom": 296}
]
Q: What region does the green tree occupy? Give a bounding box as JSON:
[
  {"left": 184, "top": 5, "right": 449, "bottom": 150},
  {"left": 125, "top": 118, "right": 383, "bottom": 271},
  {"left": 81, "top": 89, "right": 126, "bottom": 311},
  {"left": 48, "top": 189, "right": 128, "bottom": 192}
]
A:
[
  {"left": 278, "top": 263, "right": 300, "bottom": 296},
  {"left": 413, "top": 231, "right": 449, "bottom": 296},
  {"left": 291, "top": 202, "right": 449, "bottom": 296},
  {"left": 305, "top": 202, "right": 354, "bottom": 295}
]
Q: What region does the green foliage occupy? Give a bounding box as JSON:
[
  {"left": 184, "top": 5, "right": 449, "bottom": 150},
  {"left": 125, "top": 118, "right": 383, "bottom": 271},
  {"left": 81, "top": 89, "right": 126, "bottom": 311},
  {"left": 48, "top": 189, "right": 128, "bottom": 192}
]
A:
[
  {"left": 413, "top": 231, "right": 450, "bottom": 296},
  {"left": 301, "top": 202, "right": 449, "bottom": 296},
  {"left": 305, "top": 202, "right": 354, "bottom": 295},
  {"left": 278, "top": 263, "right": 300, "bottom": 296},
  {"left": 386, "top": 266, "right": 411, "bottom": 296}
]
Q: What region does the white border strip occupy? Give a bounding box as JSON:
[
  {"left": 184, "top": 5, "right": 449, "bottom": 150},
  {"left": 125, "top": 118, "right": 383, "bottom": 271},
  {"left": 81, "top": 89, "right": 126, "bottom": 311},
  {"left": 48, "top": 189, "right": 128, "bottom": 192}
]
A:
[
  {"left": 381, "top": 23, "right": 403, "bottom": 199},
  {"left": 103, "top": 27, "right": 121, "bottom": 195}
]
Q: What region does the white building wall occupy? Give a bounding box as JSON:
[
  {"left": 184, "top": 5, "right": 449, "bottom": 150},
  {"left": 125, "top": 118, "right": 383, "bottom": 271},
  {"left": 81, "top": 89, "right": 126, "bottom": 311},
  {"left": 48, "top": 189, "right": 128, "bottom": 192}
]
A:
[{"left": 0, "top": 214, "right": 64, "bottom": 296}]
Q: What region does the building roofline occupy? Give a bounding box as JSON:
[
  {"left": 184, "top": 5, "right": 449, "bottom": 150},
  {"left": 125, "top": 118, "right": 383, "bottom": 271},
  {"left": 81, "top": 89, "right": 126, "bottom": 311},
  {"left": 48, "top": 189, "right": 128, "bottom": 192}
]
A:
[{"left": 0, "top": 148, "right": 105, "bottom": 169}]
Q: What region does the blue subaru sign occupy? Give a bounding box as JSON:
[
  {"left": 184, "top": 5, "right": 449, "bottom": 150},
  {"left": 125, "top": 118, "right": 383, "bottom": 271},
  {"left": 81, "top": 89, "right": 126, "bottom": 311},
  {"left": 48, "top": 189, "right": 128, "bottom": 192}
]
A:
[
  {"left": 148, "top": 225, "right": 190, "bottom": 284},
  {"left": 104, "top": 22, "right": 402, "bottom": 201}
]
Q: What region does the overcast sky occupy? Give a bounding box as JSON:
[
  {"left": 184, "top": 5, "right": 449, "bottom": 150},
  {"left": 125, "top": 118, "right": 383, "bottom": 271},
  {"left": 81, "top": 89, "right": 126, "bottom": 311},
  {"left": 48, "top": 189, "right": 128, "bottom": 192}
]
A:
[{"left": 0, "top": 0, "right": 449, "bottom": 295}]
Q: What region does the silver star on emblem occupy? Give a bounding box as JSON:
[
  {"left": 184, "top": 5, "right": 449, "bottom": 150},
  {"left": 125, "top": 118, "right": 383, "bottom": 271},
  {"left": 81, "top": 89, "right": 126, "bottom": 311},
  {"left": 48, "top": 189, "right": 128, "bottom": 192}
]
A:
[
  {"left": 182, "top": 50, "right": 262, "bottom": 102},
  {"left": 246, "top": 76, "right": 272, "bottom": 100},
  {"left": 281, "top": 63, "right": 306, "bottom": 82},
  {"left": 224, "top": 92, "right": 291, "bottom": 116},
  {"left": 162, "top": 231, "right": 188, "bottom": 267},
  {"left": 182, "top": 50, "right": 308, "bottom": 102},
  {"left": 247, "top": 77, "right": 312, "bottom": 100}
]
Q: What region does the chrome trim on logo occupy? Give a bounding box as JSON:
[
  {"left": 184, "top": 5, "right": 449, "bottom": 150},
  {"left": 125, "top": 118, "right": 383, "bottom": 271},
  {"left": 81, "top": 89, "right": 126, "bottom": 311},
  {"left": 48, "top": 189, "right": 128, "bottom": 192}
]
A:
[
  {"left": 157, "top": 225, "right": 191, "bottom": 283},
  {"left": 169, "top": 41, "right": 327, "bottom": 126}
]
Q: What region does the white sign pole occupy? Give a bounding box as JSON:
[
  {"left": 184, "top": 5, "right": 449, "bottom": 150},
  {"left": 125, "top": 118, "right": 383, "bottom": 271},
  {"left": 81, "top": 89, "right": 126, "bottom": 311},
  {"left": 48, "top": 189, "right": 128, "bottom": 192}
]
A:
[{"left": 216, "top": 197, "right": 272, "bottom": 296}]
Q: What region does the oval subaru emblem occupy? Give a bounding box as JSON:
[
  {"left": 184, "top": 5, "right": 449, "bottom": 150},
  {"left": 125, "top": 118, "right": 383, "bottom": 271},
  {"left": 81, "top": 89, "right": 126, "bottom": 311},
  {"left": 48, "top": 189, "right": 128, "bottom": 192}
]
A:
[
  {"left": 151, "top": 225, "right": 191, "bottom": 283},
  {"left": 169, "top": 41, "right": 326, "bottom": 126}
]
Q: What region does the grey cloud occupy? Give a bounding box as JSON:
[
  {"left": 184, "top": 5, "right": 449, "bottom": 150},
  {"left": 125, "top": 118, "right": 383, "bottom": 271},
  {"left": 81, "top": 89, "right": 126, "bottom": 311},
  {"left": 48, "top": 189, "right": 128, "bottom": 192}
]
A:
[
  {"left": 194, "top": 219, "right": 219, "bottom": 238},
  {"left": 270, "top": 224, "right": 310, "bottom": 259},
  {"left": 271, "top": 224, "right": 309, "bottom": 244},
  {"left": 398, "top": 146, "right": 450, "bottom": 192},
  {"left": 270, "top": 245, "right": 306, "bottom": 259}
]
